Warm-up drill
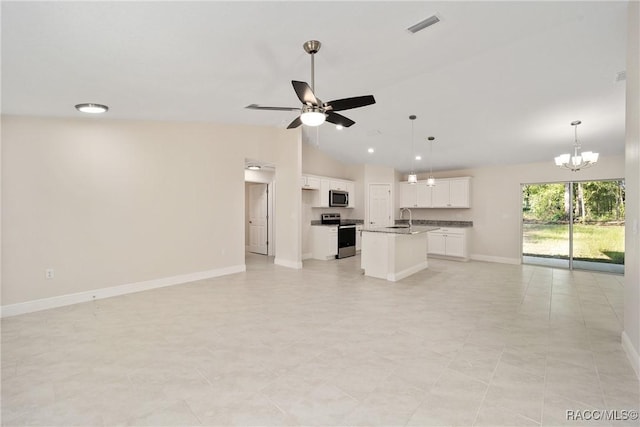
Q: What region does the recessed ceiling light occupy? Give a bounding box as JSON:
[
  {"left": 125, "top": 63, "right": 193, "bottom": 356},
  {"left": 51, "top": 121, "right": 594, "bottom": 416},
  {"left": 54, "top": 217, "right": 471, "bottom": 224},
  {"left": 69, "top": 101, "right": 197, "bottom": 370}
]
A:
[
  {"left": 415, "top": 155, "right": 422, "bottom": 160},
  {"left": 368, "top": 148, "right": 375, "bottom": 154},
  {"left": 75, "top": 103, "right": 108, "bottom": 114},
  {"left": 247, "top": 165, "right": 261, "bottom": 171}
]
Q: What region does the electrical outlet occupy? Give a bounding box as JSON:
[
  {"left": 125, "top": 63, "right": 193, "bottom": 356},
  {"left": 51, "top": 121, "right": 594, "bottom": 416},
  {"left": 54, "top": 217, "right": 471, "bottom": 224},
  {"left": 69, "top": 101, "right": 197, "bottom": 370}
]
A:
[{"left": 45, "top": 268, "right": 54, "bottom": 279}]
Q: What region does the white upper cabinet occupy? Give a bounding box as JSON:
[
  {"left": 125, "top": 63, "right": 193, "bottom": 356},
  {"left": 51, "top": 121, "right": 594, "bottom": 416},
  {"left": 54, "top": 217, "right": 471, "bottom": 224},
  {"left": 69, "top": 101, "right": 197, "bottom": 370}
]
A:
[
  {"left": 416, "top": 183, "right": 433, "bottom": 207},
  {"left": 301, "top": 175, "right": 321, "bottom": 190},
  {"left": 399, "top": 181, "right": 433, "bottom": 208},
  {"left": 399, "top": 182, "right": 417, "bottom": 208},
  {"left": 400, "top": 177, "right": 470, "bottom": 208},
  {"left": 431, "top": 177, "right": 471, "bottom": 208},
  {"left": 304, "top": 175, "right": 356, "bottom": 208},
  {"left": 448, "top": 178, "right": 470, "bottom": 207},
  {"left": 329, "top": 180, "right": 348, "bottom": 191},
  {"left": 346, "top": 181, "right": 355, "bottom": 208}
]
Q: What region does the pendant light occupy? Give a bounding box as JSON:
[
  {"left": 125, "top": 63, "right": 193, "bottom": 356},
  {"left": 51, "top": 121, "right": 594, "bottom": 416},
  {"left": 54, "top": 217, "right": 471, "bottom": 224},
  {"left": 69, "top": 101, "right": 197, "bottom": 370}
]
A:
[
  {"left": 427, "top": 136, "right": 436, "bottom": 187},
  {"left": 554, "top": 120, "right": 599, "bottom": 171},
  {"left": 407, "top": 115, "right": 418, "bottom": 184}
]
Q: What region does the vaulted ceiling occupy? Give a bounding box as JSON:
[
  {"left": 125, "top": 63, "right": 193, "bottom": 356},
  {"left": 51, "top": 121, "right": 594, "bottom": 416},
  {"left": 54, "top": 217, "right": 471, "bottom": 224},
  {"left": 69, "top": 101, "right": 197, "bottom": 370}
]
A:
[{"left": 1, "top": 1, "right": 628, "bottom": 173}]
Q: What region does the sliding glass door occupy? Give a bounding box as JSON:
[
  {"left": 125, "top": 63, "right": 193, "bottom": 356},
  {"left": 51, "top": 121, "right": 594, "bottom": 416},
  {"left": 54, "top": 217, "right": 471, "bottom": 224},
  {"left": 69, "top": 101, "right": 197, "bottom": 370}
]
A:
[
  {"left": 522, "top": 180, "right": 624, "bottom": 273},
  {"left": 522, "top": 183, "right": 571, "bottom": 269}
]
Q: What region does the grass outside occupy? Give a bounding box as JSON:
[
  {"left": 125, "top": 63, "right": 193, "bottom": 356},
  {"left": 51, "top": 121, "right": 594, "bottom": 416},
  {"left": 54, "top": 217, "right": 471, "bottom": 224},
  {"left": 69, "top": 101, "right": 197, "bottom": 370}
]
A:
[{"left": 522, "top": 223, "right": 625, "bottom": 264}]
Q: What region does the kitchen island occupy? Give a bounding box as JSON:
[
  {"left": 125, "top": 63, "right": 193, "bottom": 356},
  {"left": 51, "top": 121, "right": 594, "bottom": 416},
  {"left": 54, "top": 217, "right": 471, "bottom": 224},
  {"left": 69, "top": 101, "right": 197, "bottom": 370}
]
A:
[{"left": 360, "top": 225, "right": 439, "bottom": 281}]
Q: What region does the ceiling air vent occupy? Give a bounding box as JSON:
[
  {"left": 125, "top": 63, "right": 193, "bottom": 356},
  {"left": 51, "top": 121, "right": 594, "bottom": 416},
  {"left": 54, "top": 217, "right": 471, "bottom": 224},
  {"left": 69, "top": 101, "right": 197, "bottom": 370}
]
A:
[
  {"left": 407, "top": 15, "right": 440, "bottom": 34},
  {"left": 615, "top": 70, "right": 626, "bottom": 82}
]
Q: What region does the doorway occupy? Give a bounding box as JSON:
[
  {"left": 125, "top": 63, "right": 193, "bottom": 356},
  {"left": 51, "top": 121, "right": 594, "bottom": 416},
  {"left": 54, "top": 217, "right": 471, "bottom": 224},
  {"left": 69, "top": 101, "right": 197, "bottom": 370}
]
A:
[
  {"left": 244, "top": 160, "right": 275, "bottom": 264},
  {"left": 247, "top": 183, "right": 268, "bottom": 255},
  {"left": 368, "top": 183, "right": 392, "bottom": 227},
  {"left": 522, "top": 180, "right": 625, "bottom": 273}
]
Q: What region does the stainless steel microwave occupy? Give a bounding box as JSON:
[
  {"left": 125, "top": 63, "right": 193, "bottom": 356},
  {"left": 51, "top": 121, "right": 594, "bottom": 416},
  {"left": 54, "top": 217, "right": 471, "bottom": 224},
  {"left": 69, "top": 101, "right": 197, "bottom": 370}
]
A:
[{"left": 329, "top": 190, "right": 349, "bottom": 207}]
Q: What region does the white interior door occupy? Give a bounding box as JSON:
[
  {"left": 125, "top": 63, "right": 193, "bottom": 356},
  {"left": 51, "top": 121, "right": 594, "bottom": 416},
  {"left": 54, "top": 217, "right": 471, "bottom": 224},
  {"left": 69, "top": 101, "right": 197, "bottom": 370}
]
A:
[
  {"left": 248, "top": 183, "right": 268, "bottom": 255},
  {"left": 368, "top": 183, "right": 392, "bottom": 227}
]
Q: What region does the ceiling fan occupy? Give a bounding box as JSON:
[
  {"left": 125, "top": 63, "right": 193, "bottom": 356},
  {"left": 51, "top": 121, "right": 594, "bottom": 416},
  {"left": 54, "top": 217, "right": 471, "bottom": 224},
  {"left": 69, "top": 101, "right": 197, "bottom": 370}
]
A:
[{"left": 246, "top": 40, "right": 376, "bottom": 129}]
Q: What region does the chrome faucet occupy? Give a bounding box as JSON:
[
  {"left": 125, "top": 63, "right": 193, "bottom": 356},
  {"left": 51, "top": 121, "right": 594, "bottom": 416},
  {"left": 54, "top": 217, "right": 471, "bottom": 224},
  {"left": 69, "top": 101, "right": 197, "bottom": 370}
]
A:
[{"left": 400, "top": 208, "right": 412, "bottom": 227}]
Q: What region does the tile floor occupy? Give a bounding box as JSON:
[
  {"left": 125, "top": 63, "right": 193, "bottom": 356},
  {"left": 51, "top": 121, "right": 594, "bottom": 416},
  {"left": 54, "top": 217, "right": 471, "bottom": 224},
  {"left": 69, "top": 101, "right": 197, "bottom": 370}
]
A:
[{"left": 1, "top": 255, "right": 639, "bottom": 426}]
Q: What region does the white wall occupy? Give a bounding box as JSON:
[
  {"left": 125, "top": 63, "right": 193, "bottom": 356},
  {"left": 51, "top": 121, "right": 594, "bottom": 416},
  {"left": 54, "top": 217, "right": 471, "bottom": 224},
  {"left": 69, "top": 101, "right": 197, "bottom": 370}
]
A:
[
  {"left": 624, "top": 0, "right": 640, "bottom": 377},
  {"left": 1, "top": 116, "right": 301, "bottom": 309},
  {"left": 399, "top": 155, "right": 625, "bottom": 264}
]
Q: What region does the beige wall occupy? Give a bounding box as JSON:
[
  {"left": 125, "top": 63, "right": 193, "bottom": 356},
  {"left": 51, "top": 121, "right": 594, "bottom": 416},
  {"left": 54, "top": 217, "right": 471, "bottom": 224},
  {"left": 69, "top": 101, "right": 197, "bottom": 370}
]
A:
[
  {"left": 400, "top": 155, "right": 625, "bottom": 263},
  {"left": 1, "top": 116, "right": 301, "bottom": 306},
  {"left": 624, "top": 0, "right": 640, "bottom": 376},
  {"left": 301, "top": 142, "right": 364, "bottom": 257},
  {"left": 273, "top": 129, "right": 302, "bottom": 268}
]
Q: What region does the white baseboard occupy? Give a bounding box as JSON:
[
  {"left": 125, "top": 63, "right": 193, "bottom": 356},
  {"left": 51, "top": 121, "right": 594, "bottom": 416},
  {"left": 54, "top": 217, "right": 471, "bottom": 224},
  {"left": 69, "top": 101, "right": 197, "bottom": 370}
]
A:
[
  {"left": 470, "top": 254, "right": 521, "bottom": 265},
  {"left": 274, "top": 258, "right": 303, "bottom": 269},
  {"left": 302, "top": 252, "right": 313, "bottom": 260},
  {"left": 622, "top": 331, "right": 640, "bottom": 379},
  {"left": 0, "top": 264, "right": 246, "bottom": 318},
  {"left": 388, "top": 261, "right": 429, "bottom": 282}
]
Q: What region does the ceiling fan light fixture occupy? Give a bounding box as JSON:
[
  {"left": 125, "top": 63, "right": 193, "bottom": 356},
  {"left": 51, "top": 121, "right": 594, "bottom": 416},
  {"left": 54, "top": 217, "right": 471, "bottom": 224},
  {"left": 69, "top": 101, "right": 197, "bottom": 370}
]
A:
[
  {"left": 300, "top": 108, "right": 326, "bottom": 127},
  {"left": 75, "top": 103, "right": 108, "bottom": 114},
  {"left": 336, "top": 124, "right": 343, "bottom": 130}
]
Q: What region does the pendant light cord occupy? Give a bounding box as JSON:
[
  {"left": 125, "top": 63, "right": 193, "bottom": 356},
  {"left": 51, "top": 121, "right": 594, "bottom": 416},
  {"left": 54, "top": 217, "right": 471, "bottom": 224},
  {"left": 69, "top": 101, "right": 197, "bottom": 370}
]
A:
[{"left": 411, "top": 118, "right": 415, "bottom": 173}]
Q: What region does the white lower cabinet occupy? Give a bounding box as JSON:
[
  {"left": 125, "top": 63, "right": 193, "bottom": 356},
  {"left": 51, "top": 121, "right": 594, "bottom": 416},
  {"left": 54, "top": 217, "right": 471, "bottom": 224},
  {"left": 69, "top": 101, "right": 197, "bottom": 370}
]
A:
[
  {"left": 311, "top": 226, "right": 338, "bottom": 260},
  {"left": 356, "top": 225, "right": 363, "bottom": 251},
  {"left": 427, "top": 227, "right": 468, "bottom": 260}
]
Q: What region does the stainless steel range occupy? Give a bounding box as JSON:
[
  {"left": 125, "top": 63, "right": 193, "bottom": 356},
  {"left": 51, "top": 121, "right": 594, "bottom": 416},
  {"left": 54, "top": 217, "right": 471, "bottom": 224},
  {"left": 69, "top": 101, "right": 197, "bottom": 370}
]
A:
[{"left": 321, "top": 213, "right": 356, "bottom": 259}]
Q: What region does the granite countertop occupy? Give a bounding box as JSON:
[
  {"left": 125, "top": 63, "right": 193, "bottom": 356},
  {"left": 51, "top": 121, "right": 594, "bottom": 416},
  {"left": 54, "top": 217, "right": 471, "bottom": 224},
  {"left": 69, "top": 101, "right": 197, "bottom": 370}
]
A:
[
  {"left": 395, "top": 220, "right": 473, "bottom": 227},
  {"left": 310, "top": 219, "right": 364, "bottom": 226},
  {"left": 362, "top": 225, "right": 440, "bottom": 235}
]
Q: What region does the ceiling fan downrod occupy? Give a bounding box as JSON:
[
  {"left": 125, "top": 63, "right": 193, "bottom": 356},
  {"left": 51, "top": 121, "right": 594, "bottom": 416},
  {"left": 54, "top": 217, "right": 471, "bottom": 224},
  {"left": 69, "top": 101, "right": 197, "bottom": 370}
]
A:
[{"left": 303, "top": 40, "right": 321, "bottom": 93}]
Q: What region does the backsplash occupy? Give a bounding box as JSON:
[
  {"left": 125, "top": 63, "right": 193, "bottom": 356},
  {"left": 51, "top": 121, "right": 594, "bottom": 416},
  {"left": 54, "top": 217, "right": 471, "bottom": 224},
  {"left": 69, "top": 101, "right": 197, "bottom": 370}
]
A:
[{"left": 396, "top": 219, "right": 473, "bottom": 227}]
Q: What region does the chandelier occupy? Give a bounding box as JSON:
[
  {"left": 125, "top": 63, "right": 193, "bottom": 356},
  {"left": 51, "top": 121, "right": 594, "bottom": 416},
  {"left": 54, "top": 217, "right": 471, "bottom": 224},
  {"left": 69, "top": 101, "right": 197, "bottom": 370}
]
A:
[{"left": 554, "top": 120, "right": 599, "bottom": 171}]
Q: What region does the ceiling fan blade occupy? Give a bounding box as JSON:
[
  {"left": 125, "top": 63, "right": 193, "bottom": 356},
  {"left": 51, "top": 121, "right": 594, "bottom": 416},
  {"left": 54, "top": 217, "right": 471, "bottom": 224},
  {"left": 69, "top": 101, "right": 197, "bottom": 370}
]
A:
[
  {"left": 292, "top": 81, "right": 319, "bottom": 106},
  {"left": 326, "top": 111, "right": 355, "bottom": 128},
  {"left": 325, "top": 95, "right": 376, "bottom": 112},
  {"left": 245, "top": 104, "right": 300, "bottom": 112},
  {"left": 286, "top": 116, "right": 303, "bottom": 129}
]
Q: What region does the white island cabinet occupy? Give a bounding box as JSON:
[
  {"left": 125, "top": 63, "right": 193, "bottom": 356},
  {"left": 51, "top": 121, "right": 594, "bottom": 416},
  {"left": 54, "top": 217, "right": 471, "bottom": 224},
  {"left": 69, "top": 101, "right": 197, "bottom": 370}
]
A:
[{"left": 361, "top": 226, "right": 439, "bottom": 281}]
